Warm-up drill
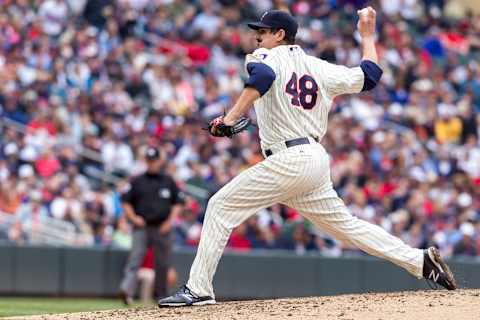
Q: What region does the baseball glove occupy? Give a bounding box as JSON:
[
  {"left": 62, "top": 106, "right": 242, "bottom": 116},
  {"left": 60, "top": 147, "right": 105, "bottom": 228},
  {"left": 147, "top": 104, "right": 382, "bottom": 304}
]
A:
[{"left": 206, "top": 116, "right": 252, "bottom": 138}]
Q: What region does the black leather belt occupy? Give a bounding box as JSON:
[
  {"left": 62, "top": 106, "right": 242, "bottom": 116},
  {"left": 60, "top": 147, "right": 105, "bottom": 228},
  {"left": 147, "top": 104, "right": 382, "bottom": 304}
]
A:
[{"left": 265, "top": 137, "right": 318, "bottom": 157}]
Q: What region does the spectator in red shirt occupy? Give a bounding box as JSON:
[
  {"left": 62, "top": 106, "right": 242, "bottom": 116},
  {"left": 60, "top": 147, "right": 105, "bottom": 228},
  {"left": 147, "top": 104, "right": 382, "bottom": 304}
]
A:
[
  {"left": 27, "top": 107, "right": 57, "bottom": 137},
  {"left": 35, "top": 148, "right": 60, "bottom": 178},
  {"left": 228, "top": 223, "right": 251, "bottom": 251}
]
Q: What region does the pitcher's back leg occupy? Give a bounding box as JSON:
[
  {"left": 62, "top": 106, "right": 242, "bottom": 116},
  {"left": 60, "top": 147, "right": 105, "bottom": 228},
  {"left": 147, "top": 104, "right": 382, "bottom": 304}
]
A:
[{"left": 284, "top": 186, "right": 424, "bottom": 278}]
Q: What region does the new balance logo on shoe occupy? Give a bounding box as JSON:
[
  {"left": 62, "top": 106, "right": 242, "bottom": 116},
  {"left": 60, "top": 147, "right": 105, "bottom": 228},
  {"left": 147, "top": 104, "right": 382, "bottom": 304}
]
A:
[{"left": 429, "top": 270, "right": 440, "bottom": 282}]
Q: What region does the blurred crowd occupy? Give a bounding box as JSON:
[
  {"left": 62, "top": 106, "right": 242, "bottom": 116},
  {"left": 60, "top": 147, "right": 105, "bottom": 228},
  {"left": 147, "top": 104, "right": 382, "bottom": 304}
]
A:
[{"left": 0, "top": 0, "right": 479, "bottom": 258}]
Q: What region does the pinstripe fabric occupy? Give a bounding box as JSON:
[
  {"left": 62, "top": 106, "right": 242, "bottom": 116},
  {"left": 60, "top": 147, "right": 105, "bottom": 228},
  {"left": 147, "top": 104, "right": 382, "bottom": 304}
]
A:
[
  {"left": 283, "top": 147, "right": 423, "bottom": 279},
  {"left": 187, "top": 144, "right": 327, "bottom": 297},
  {"left": 186, "top": 46, "right": 423, "bottom": 298}
]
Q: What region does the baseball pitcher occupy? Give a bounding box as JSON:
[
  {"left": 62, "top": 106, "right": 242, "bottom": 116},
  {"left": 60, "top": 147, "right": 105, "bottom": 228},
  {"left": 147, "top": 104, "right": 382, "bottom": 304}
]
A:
[{"left": 159, "top": 7, "right": 457, "bottom": 307}]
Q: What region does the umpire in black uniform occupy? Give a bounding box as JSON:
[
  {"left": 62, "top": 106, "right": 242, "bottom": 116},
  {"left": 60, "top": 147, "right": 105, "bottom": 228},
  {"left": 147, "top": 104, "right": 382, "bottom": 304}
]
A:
[{"left": 120, "top": 146, "right": 183, "bottom": 302}]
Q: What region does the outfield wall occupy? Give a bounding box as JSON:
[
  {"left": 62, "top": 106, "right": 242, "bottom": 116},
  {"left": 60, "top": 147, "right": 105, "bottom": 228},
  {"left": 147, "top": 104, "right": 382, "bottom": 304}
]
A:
[{"left": 0, "top": 244, "right": 479, "bottom": 298}]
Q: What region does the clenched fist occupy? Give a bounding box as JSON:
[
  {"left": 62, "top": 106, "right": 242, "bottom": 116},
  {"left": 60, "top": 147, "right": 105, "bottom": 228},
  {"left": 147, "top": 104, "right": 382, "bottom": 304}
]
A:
[{"left": 357, "top": 6, "right": 376, "bottom": 38}]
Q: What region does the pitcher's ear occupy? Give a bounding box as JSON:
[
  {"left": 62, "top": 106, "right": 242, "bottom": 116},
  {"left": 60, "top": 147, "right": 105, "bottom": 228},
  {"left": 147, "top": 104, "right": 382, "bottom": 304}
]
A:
[{"left": 276, "top": 29, "right": 286, "bottom": 42}]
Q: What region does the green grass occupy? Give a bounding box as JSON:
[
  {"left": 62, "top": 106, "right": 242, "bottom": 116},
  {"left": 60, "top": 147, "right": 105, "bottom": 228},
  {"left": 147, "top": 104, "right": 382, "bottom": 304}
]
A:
[{"left": 0, "top": 297, "right": 130, "bottom": 318}]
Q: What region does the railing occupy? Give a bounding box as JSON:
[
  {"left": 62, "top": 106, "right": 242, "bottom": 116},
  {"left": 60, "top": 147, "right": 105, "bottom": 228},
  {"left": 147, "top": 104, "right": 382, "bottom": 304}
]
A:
[
  {"left": 0, "top": 116, "right": 121, "bottom": 185},
  {"left": 0, "top": 211, "right": 78, "bottom": 246},
  {"left": 23, "top": 215, "right": 77, "bottom": 246},
  {"left": 0, "top": 211, "right": 15, "bottom": 235}
]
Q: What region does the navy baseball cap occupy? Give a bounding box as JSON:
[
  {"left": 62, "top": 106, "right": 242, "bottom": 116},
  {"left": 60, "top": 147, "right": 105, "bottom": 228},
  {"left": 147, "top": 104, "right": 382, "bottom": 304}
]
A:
[{"left": 248, "top": 10, "right": 298, "bottom": 39}]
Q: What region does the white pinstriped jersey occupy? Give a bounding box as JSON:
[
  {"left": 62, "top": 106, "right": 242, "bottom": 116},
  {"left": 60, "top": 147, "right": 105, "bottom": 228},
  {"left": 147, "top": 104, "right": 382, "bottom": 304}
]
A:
[{"left": 245, "top": 45, "right": 365, "bottom": 151}]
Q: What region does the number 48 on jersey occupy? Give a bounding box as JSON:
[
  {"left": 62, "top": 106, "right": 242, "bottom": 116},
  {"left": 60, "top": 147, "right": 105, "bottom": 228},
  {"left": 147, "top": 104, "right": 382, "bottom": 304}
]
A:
[{"left": 285, "top": 72, "right": 318, "bottom": 110}]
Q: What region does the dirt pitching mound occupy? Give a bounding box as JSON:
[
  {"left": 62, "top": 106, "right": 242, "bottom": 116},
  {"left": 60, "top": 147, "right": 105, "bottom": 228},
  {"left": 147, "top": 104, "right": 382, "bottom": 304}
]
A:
[{"left": 14, "top": 289, "right": 480, "bottom": 320}]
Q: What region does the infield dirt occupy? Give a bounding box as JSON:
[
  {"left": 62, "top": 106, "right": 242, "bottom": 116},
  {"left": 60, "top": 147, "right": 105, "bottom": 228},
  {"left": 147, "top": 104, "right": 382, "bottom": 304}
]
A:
[{"left": 10, "top": 289, "right": 480, "bottom": 320}]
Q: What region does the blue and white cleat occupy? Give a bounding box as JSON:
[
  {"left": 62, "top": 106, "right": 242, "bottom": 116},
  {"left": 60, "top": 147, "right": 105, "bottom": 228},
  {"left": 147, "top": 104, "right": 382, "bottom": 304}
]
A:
[{"left": 158, "top": 285, "right": 216, "bottom": 307}]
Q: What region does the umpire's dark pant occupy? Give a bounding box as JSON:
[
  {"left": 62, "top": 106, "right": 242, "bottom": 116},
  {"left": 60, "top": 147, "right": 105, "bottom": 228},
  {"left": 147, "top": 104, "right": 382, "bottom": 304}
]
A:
[{"left": 120, "top": 225, "right": 171, "bottom": 299}]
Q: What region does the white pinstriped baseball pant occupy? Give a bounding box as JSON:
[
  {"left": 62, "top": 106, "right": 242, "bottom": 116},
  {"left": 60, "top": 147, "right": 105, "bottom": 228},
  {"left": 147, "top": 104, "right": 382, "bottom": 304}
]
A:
[{"left": 187, "top": 140, "right": 423, "bottom": 298}]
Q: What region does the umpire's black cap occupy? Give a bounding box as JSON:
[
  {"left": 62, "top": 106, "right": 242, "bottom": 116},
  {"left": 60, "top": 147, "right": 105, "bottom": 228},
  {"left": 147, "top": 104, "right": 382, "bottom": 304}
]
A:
[
  {"left": 145, "top": 146, "right": 160, "bottom": 160},
  {"left": 247, "top": 10, "right": 298, "bottom": 39}
]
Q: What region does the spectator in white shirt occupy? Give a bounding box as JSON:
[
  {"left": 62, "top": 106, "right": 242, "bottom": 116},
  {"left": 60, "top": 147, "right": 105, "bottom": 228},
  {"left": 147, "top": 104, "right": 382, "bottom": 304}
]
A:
[
  {"left": 50, "top": 187, "right": 83, "bottom": 223},
  {"left": 38, "top": 0, "right": 69, "bottom": 36},
  {"left": 101, "top": 133, "right": 134, "bottom": 174}
]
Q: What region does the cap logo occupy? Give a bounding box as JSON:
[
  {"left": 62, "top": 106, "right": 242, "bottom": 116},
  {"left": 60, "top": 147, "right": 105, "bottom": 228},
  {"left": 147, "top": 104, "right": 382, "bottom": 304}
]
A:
[{"left": 260, "top": 11, "right": 268, "bottom": 21}]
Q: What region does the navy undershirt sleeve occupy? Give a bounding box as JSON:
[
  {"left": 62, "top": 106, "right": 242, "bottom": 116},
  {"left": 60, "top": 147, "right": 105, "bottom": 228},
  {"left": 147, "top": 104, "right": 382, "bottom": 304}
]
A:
[
  {"left": 360, "top": 60, "right": 383, "bottom": 91},
  {"left": 244, "top": 62, "right": 276, "bottom": 96}
]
